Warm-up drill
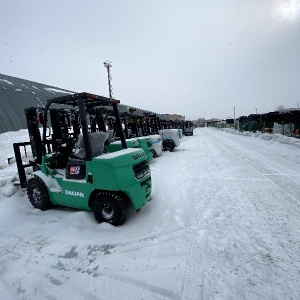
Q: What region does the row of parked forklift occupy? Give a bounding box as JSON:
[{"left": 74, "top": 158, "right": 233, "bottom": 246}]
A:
[{"left": 13, "top": 66, "right": 194, "bottom": 226}]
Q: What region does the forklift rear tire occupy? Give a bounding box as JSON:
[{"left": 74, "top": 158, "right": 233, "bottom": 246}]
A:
[
  {"left": 93, "top": 192, "right": 126, "bottom": 226},
  {"left": 27, "top": 177, "right": 52, "bottom": 211},
  {"left": 163, "top": 140, "right": 175, "bottom": 152}
]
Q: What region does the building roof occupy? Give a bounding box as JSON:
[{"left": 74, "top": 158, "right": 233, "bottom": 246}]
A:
[
  {"left": 0, "top": 73, "right": 182, "bottom": 134},
  {"left": 0, "top": 73, "right": 75, "bottom": 134},
  {"left": 160, "top": 114, "right": 185, "bottom": 121}
]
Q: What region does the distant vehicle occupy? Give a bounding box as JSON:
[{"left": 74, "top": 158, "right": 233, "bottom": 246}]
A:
[
  {"left": 159, "top": 129, "right": 181, "bottom": 152},
  {"left": 184, "top": 121, "right": 194, "bottom": 136},
  {"left": 184, "top": 127, "right": 193, "bottom": 136}
]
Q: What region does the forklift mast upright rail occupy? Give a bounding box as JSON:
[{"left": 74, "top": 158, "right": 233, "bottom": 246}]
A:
[
  {"left": 14, "top": 92, "right": 127, "bottom": 188},
  {"left": 42, "top": 93, "right": 126, "bottom": 160}
]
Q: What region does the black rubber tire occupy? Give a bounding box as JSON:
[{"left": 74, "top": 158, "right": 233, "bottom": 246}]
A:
[
  {"left": 162, "top": 140, "right": 175, "bottom": 152},
  {"left": 27, "top": 177, "right": 52, "bottom": 211},
  {"left": 93, "top": 192, "right": 126, "bottom": 226}
]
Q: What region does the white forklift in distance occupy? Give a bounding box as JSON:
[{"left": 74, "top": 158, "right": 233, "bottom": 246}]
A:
[{"left": 159, "top": 129, "right": 181, "bottom": 152}]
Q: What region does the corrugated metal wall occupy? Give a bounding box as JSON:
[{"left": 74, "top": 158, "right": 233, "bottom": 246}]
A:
[
  {"left": 0, "top": 74, "right": 74, "bottom": 134},
  {"left": 0, "top": 73, "right": 175, "bottom": 134}
]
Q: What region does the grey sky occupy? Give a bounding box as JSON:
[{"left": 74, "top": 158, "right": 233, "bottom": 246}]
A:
[{"left": 1, "top": 0, "right": 300, "bottom": 120}]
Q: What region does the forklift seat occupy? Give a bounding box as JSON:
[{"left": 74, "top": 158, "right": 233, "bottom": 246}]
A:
[{"left": 73, "top": 132, "right": 108, "bottom": 160}]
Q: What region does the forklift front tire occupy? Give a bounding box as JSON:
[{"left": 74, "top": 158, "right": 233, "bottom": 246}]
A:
[
  {"left": 93, "top": 192, "right": 127, "bottom": 226},
  {"left": 27, "top": 177, "right": 52, "bottom": 211}
]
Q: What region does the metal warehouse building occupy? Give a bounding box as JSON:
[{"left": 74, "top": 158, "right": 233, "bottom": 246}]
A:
[{"left": 0, "top": 74, "right": 75, "bottom": 134}]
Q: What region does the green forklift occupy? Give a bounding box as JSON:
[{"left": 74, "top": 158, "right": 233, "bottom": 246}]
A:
[
  {"left": 13, "top": 93, "right": 152, "bottom": 226},
  {"left": 86, "top": 106, "right": 142, "bottom": 155},
  {"left": 128, "top": 113, "right": 163, "bottom": 157},
  {"left": 103, "top": 110, "right": 154, "bottom": 162},
  {"left": 122, "top": 112, "right": 154, "bottom": 162}
]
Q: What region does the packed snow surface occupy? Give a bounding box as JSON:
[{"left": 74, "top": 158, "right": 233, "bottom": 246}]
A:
[{"left": 0, "top": 128, "right": 300, "bottom": 299}]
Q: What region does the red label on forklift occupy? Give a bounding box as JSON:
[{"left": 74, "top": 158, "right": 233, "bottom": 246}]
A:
[{"left": 70, "top": 166, "right": 80, "bottom": 174}]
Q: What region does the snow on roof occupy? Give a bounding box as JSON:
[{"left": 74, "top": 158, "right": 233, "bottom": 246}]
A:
[
  {"left": 45, "top": 87, "right": 73, "bottom": 94},
  {"left": 0, "top": 73, "right": 76, "bottom": 134},
  {"left": 0, "top": 78, "right": 13, "bottom": 85}
]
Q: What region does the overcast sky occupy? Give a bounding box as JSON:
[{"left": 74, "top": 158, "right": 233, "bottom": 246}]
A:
[{"left": 1, "top": 0, "right": 300, "bottom": 119}]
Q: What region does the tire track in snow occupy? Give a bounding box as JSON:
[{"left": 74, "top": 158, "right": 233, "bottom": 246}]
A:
[
  {"left": 210, "top": 129, "right": 300, "bottom": 202},
  {"left": 2, "top": 128, "right": 299, "bottom": 299},
  {"left": 179, "top": 130, "right": 237, "bottom": 299},
  {"left": 0, "top": 227, "right": 193, "bottom": 299},
  {"left": 180, "top": 230, "right": 205, "bottom": 300},
  {"left": 0, "top": 234, "right": 184, "bottom": 300},
  {"left": 209, "top": 128, "right": 300, "bottom": 211},
  {"left": 179, "top": 187, "right": 231, "bottom": 299},
  {"left": 85, "top": 225, "right": 195, "bottom": 255},
  {"left": 179, "top": 129, "right": 300, "bottom": 299}
]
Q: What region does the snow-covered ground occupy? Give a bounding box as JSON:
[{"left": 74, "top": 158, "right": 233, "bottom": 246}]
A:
[{"left": 0, "top": 128, "right": 300, "bottom": 300}]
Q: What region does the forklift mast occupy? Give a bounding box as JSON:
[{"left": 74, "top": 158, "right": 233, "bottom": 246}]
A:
[
  {"left": 148, "top": 114, "right": 161, "bottom": 134},
  {"left": 126, "top": 115, "right": 139, "bottom": 137},
  {"left": 122, "top": 113, "right": 130, "bottom": 139},
  {"left": 103, "top": 109, "right": 125, "bottom": 140},
  {"left": 13, "top": 108, "right": 43, "bottom": 188},
  {"left": 143, "top": 115, "right": 151, "bottom": 136},
  {"left": 25, "top": 107, "right": 43, "bottom": 166},
  {"left": 50, "top": 109, "right": 72, "bottom": 151},
  {"left": 14, "top": 93, "right": 127, "bottom": 188},
  {"left": 89, "top": 108, "right": 107, "bottom": 133}
]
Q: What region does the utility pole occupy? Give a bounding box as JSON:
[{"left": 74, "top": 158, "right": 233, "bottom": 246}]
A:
[
  {"left": 103, "top": 60, "right": 113, "bottom": 101},
  {"left": 233, "top": 106, "right": 236, "bottom": 129},
  {"left": 103, "top": 60, "right": 127, "bottom": 149},
  {"left": 255, "top": 108, "right": 257, "bottom": 114}
]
